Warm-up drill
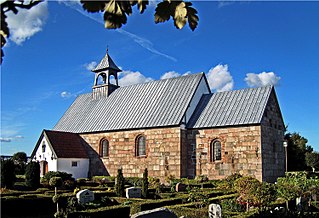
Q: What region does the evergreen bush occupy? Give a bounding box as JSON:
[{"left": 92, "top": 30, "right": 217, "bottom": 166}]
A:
[
  {"left": 25, "top": 161, "right": 40, "bottom": 189},
  {"left": 0, "top": 159, "right": 16, "bottom": 188},
  {"left": 115, "top": 168, "right": 125, "bottom": 197},
  {"left": 43, "top": 171, "right": 73, "bottom": 182},
  {"left": 142, "top": 168, "right": 149, "bottom": 198}
]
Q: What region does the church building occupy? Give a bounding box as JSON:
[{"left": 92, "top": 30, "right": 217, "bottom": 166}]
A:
[{"left": 31, "top": 51, "right": 285, "bottom": 182}]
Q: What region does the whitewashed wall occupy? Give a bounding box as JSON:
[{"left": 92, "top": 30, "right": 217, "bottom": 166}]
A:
[
  {"left": 34, "top": 137, "right": 57, "bottom": 173},
  {"left": 33, "top": 136, "right": 89, "bottom": 179},
  {"left": 57, "top": 158, "right": 89, "bottom": 179}
]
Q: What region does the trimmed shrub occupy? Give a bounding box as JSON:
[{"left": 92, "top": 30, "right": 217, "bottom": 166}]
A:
[
  {"left": 1, "top": 159, "right": 16, "bottom": 188},
  {"left": 25, "top": 161, "right": 40, "bottom": 189},
  {"left": 43, "top": 171, "right": 73, "bottom": 182},
  {"left": 168, "top": 204, "right": 208, "bottom": 218},
  {"left": 142, "top": 168, "right": 149, "bottom": 198},
  {"left": 125, "top": 177, "right": 143, "bottom": 187},
  {"left": 50, "top": 177, "right": 63, "bottom": 188},
  {"left": 115, "top": 168, "right": 125, "bottom": 197},
  {"left": 130, "top": 197, "right": 185, "bottom": 214},
  {"left": 1, "top": 195, "right": 55, "bottom": 217},
  {"left": 66, "top": 205, "right": 130, "bottom": 218}
]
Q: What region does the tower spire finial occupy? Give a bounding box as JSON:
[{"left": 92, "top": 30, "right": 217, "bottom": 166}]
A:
[{"left": 106, "top": 45, "right": 109, "bottom": 54}]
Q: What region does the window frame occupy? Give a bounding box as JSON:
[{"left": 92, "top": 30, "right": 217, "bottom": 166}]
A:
[
  {"left": 42, "top": 142, "right": 46, "bottom": 153},
  {"left": 135, "top": 135, "right": 146, "bottom": 157},
  {"left": 99, "top": 138, "right": 110, "bottom": 158},
  {"left": 71, "top": 161, "right": 78, "bottom": 167},
  {"left": 210, "top": 139, "right": 222, "bottom": 162}
]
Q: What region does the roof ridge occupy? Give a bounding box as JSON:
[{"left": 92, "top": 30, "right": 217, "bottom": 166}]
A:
[
  {"left": 118, "top": 72, "right": 204, "bottom": 89},
  {"left": 211, "top": 85, "right": 273, "bottom": 95}
]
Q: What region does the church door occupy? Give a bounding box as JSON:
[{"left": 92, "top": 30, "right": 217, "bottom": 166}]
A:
[{"left": 40, "top": 161, "right": 48, "bottom": 176}]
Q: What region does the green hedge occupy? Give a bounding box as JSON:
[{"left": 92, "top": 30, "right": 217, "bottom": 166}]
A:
[
  {"left": 66, "top": 205, "right": 130, "bottom": 218},
  {"left": 0, "top": 190, "right": 43, "bottom": 197},
  {"left": 208, "top": 193, "right": 239, "bottom": 203},
  {"left": 1, "top": 195, "right": 55, "bottom": 217},
  {"left": 130, "top": 197, "right": 186, "bottom": 214},
  {"left": 167, "top": 205, "right": 208, "bottom": 218},
  {"left": 93, "top": 190, "right": 117, "bottom": 200}
]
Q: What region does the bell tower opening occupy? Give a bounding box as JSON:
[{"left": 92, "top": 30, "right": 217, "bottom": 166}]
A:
[{"left": 91, "top": 48, "right": 121, "bottom": 99}]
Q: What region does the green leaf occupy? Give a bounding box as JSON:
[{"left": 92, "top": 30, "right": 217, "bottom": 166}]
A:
[
  {"left": 104, "top": 0, "right": 128, "bottom": 29},
  {"left": 104, "top": 11, "right": 127, "bottom": 29},
  {"left": 80, "top": 0, "right": 106, "bottom": 13},
  {"left": 105, "top": 0, "right": 123, "bottom": 16},
  {"left": 118, "top": 1, "right": 133, "bottom": 16},
  {"left": 154, "top": 1, "right": 172, "bottom": 23},
  {"left": 136, "top": 0, "right": 148, "bottom": 14},
  {"left": 174, "top": 1, "right": 187, "bottom": 29},
  {"left": 185, "top": 2, "right": 198, "bottom": 31}
]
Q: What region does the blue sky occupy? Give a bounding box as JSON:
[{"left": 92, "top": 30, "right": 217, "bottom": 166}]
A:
[{"left": 1, "top": 1, "right": 319, "bottom": 155}]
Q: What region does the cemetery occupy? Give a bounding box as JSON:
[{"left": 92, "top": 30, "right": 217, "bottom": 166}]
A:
[{"left": 1, "top": 167, "right": 319, "bottom": 218}]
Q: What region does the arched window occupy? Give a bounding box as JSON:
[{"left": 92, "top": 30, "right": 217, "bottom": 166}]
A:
[
  {"left": 210, "top": 140, "right": 222, "bottom": 162},
  {"left": 99, "top": 139, "right": 109, "bottom": 157},
  {"left": 42, "top": 142, "right": 46, "bottom": 153},
  {"left": 136, "top": 135, "right": 146, "bottom": 157}
]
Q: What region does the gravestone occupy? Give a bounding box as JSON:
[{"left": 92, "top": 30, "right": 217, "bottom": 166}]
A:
[
  {"left": 126, "top": 187, "right": 142, "bottom": 198},
  {"left": 209, "top": 203, "right": 222, "bottom": 218},
  {"left": 131, "top": 207, "right": 178, "bottom": 218},
  {"left": 76, "top": 189, "right": 94, "bottom": 204},
  {"left": 175, "top": 182, "right": 187, "bottom": 192},
  {"left": 296, "top": 196, "right": 308, "bottom": 211}
]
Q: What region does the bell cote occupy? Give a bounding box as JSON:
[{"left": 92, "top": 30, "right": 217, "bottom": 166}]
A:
[{"left": 91, "top": 49, "right": 121, "bottom": 99}]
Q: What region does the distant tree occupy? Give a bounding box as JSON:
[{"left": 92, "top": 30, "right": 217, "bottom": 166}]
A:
[
  {"left": 1, "top": 0, "right": 198, "bottom": 63},
  {"left": 305, "top": 152, "right": 319, "bottom": 172},
  {"left": 285, "top": 132, "right": 313, "bottom": 171},
  {"left": 115, "top": 168, "right": 125, "bottom": 197},
  {"left": 12, "top": 152, "right": 27, "bottom": 163},
  {"left": 142, "top": 168, "right": 149, "bottom": 198},
  {"left": 12, "top": 152, "right": 27, "bottom": 175},
  {"left": 0, "top": 159, "right": 16, "bottom": 188},
  {"left": 25, "top": 161, "right": 40, "bottom": 189}
]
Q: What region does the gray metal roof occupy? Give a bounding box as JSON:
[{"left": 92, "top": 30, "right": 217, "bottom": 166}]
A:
[
  {"left": 92, "top": 52, "right": 121, "bottom": 72},
  {"left": 187, "top": 86, "right": 273, "bottom": 128},
  {"left": 54, "top": 73, "right": 205, "bottom": 133}
]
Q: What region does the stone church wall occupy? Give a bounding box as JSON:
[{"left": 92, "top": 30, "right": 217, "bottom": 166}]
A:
[
  {"left": 260, "top": 91, "right": 285, "bottom": 182},
  {"left": 192, "top": 126, "right": 263, "bottom": 181},
  {"left": 80, "top": 127, "right": 183, "bottom": 179}
]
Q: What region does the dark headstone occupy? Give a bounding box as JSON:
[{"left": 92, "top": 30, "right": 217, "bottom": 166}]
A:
[{"left": 175, "top": 182, "right": 187, "bottom": 192}]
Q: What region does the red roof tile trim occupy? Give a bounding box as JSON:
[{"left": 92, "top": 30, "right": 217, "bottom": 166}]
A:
[{"left": 45, "top": 130, "right": 88, "bottom": 158}]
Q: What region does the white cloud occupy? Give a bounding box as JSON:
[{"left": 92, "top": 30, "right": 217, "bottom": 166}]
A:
[
  {"left": 0, "top": 135, "right": 24, "bottom": 143},
  {"left": 0, "top": 137, "right": 12, "bottom": 143},
  {"left": 6, "top": 1, "right": 48, "bottom": 45},
  {"left": 206, "top": 64, "right": 234, "bottom": 92},
  {"left": 15, "top": 135, "right": 24, "bottom": 139},
  {"left": 160, "top": 71, "right": 192, "bottom": 80},
  {"left": 160, "top": 71, "right": 181, "bottom": 80},
  {"left": 85, "top": 61, "right": 97, "bottom": 71},
  {"left": 60, "top": 91, "right": 72, "bottom": 98},
  {"left": 117, "top": 70, "right": 153, "bottom": 87},
  {"left": 245, "top": 72, "right": 281, "bottom": 87}
]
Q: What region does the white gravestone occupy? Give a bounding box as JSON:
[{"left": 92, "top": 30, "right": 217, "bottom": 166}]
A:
[
  {"left": 126, "top": 187, "right": 142, "bottom": 198},
  {"left": 209, "top": 203, "right": 222, "bottom": 218},
  {"left": 76, "top": 189, "right": 94, "bottom": 204}
]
